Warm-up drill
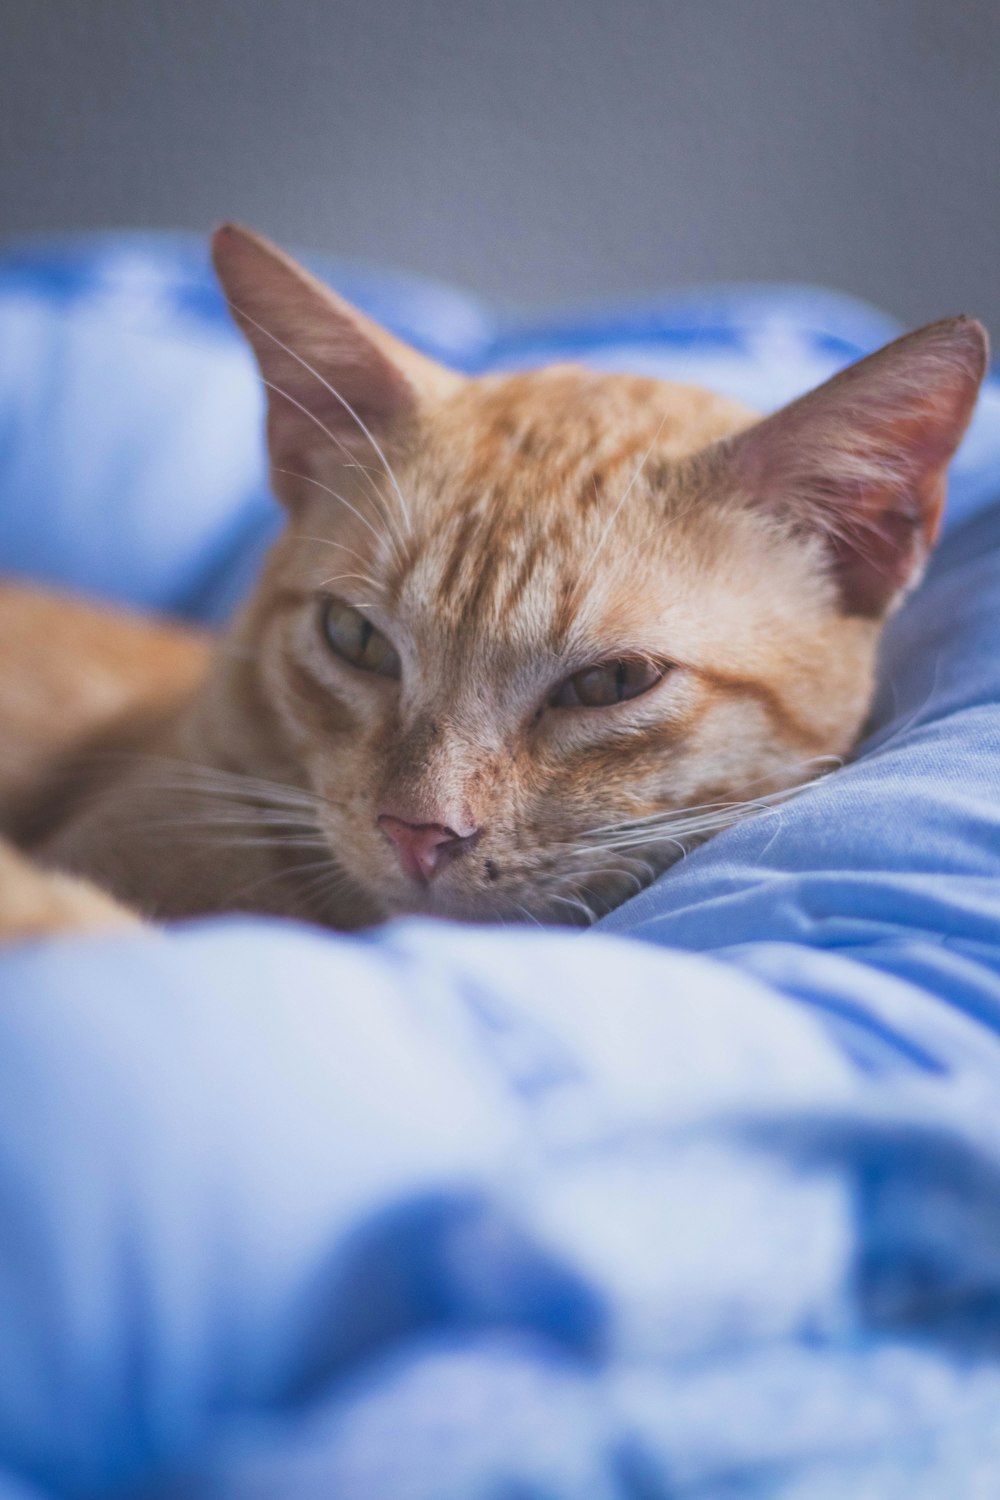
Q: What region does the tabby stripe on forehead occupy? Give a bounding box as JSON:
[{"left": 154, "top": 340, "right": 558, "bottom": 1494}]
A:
[
  {"left": 434, "top": 507, "right": 482, "bottom": 605},
  {"left": 499, "top": 540, "right": 549, "bottom": 618},
  {"left": 446, "top": 516, "right": 575, "bottom": 625},
  {"left": 450, "top": 503, "right": 515, "bottom": 625},
  {"left": 552, "top": 573, "right": 581, "bottom": 645},
  {"left": 473, "top": 506, "right": 529, "bottom": 622}
]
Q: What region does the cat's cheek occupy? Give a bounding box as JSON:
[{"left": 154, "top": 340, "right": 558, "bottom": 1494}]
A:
[
  {"left": 242, "top": 609, "right": 356, "bottom": 743},
  {"left": 280, "top": 662, "right": 365, "bottom": 742},
  {"left": 524, "top": 707, "right": 696, "bottom": 828}
]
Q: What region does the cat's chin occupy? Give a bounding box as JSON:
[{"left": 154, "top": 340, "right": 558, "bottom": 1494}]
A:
[
  {"left": 355, "top": 873, "right": 536, "bottom": 928},
  {"left": 372, "top": 882, "right": 595, "bottom": 929},
  {"left": 355, "top": 859, "right": 650, "bottom": 928},
  {"left": 380, "top": 889, "right": 523, "bottom": 926}
]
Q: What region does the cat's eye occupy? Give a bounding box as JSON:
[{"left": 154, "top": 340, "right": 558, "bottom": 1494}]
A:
[
  {"left": 549, "top": 657, "right": 667, "bottom": 709},
  {"left": 320, "top": 596, "right": 400, "bottom": 678}
]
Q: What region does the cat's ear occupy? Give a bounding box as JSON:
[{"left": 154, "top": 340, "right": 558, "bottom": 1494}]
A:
[
  {"left": 726, "top": 317, "right": 988, "bottom": 615},
  {"left": 211, "top": 223, "right": 460, "bottom": 493}
]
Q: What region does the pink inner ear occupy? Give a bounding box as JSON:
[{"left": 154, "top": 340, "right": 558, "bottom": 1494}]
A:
[
  {"left": 729, "top": 317, "right": 988, "bottom": 616},
  {"left": 819, "top": 478, "right": 944, "bottom": 618}
]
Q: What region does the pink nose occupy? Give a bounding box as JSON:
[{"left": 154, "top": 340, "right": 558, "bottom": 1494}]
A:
[{"left": 378, "top": 815, "right": 476, "bottom": 885}]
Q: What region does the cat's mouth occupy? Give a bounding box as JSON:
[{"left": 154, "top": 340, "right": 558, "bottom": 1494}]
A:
[{"left": 321, "top": 833, "right": 530, "bottom": 924}]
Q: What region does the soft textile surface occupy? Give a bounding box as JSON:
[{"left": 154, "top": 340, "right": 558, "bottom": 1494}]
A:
[{"left": 2, "top": 237, "right": 1000, "bottom": 1498}]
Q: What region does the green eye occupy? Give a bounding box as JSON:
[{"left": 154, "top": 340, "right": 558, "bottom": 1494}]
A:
[
  {"left": 550, "top": 657, "right": 667, "bottom": 709},
  {"left": 320, "top": 596, "right": 400, "bottom": 678}
]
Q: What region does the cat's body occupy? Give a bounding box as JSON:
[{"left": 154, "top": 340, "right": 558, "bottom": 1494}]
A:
[
  {"left": 0, "top": 226, "right": 988, "bottom": 939},
  {"left": 0, "top": 581, "right": 208, "bottom": 937},
  {"left": 0, "top": 580, "right": 209, "bottom": 824}
]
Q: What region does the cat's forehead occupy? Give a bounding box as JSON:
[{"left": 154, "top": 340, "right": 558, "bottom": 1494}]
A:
[
  {"left": 389, "top": 366, "right": 754, "bottom": 638},
  {"left": 419, "top": 365, "right": 753, "bottom": 490}
]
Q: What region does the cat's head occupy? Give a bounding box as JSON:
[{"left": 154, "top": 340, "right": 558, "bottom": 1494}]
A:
[{"left": 211, "top": 224, "right": 987, "bottom": 925}]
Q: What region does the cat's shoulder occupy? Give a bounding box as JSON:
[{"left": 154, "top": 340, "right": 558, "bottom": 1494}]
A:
[{"left": 0, "top": 580, "right": 211, "bottom": 825}]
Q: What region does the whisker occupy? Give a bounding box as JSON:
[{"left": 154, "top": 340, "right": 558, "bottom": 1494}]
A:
[
  {"left": 151, "top": 833, "right": 332, "bottom": 854},
  {"left": 289, "top": 532, "right": 384, "bottom": 572},
  {"left": 145, "top": 808, "right": 327, "bottom": 837},
  {"left": 274, "top": 465, "right": 405, "bottom": 568},
  {"left": 141, "top": 779, "right": 329, "bottom": 817},
  {"left": 576, "top": 863, "right": 647, "bottom": 897},
  {"left": 546, "top": 891, "right": 598, "bottom": 927},
  {"left": 123, "top": 756, "right": 334, "bottom": 805},
  {"left": 221, "top": 852, "right": 346, "bottom": 911},
  {"left": 294, "top": 862, "right": 358, "bottom": 919},
  {"left": 575, "top": 804, "right": 779, "bottom": 855},
  {"left": 76, "top": 758, "right": 349, "bottom": 847},
  {"left": 575, "top": 758, "right": 840, "bottom": 842},
  {"left": 314, "top": 572, "right": 386, "bottom": 596},
  {"left": 602, "top": 484, "right": 708, "bottom": 581},
  {"left": 513, "top": 902, "right": 546, "bottom": 929},
  {"left": 864, "top": 651, "right": 943, "bottom": 756},
  {"left": 270, "top": 450, "right": 405, "bottom": 571},
  {"left": 25, "top": 755, "right": 337, "bottom": 836},
  {"left": 556, "top": 768, "right": 839, "bottom": 869},
  {"left": 262, "top": 382, "right": 392, "bottom": 520},
  {"left": 230, "top": 300, "right": 413, "bottom": 536}
]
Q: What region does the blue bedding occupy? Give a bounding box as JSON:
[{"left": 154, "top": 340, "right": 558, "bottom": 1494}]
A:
[{"left": 2, "top": 236, "right": 1000, "bottom": 1498}]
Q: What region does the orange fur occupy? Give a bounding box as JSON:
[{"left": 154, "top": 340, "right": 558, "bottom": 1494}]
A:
[
  {"left": 0, "top": 837, "right": 138, "bottom": 943},
  {"left": 0, "top": 581, "right": 209, "bottom": 818},
  {"left": 0, "top": 227, "right": 987, "bottom": 936}
]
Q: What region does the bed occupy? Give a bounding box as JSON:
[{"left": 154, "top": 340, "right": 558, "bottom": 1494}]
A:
[{"left": 2, "top": 236, "right": 1000, "bottom": 1498}]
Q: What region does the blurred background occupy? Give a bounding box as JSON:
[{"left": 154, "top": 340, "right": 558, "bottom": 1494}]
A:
[{"left": 2, "top": 0, "right": 998, "bottom": 337}]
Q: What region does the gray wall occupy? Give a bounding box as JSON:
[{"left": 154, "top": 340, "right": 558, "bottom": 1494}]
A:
[{"left": 2, "top": 1, "right": 999, "bottom": 337}]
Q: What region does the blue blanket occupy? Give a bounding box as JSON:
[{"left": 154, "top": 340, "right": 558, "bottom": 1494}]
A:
[{"left": 2, "top": 237, "right": 1000, "bottom": 1498}]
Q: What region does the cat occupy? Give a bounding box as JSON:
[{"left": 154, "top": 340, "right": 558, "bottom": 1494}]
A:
[{"left": 0, "top": 224, "right": 987, "bottom": 940}]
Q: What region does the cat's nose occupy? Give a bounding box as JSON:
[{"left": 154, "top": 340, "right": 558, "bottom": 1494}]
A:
[{"left": 377, "top": 814, "right": 478, "bottom": 885}]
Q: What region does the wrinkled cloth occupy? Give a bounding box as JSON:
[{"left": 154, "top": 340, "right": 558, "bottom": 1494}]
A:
[{"left": 1, "top": 237, "right": 1000, "bottom": 1498}]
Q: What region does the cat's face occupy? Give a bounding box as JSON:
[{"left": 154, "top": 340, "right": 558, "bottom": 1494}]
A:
[{"left": 212, "top": 226, "right": 987, "bottom": 925}]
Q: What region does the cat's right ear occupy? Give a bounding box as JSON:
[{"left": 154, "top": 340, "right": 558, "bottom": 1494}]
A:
[
  {"left": 211, "top": 224, "right": 460, "bottom": 499},
  {"left": 723, "top": 316, "right": 988, "bottom": 616}
]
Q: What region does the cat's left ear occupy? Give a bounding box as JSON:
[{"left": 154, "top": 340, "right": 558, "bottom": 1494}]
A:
[
  {"left": 211, "top": 223, "right": 461, "bottom": 497},
  {"left": 726, "top": 316, "right": 989, "bottom": 615}
]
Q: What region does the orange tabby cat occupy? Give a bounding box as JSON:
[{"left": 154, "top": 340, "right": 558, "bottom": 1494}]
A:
[{"left": 0, "top": 225, "right": 987, "bottom": 938}]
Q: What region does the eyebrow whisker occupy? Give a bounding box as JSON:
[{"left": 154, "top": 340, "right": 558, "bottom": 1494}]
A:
[{"left": 230, "top": 299, "right": 413, "bottom": 538}]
